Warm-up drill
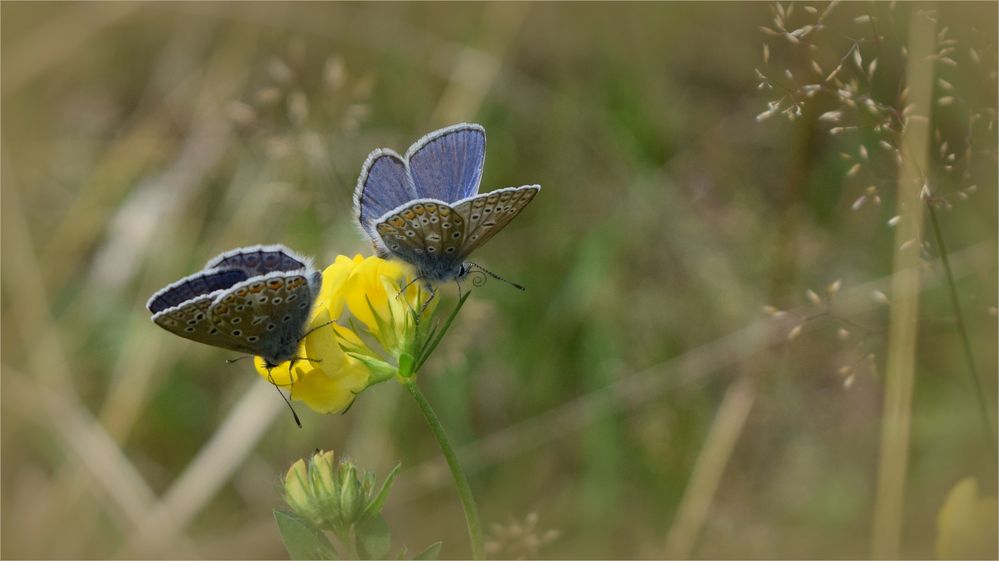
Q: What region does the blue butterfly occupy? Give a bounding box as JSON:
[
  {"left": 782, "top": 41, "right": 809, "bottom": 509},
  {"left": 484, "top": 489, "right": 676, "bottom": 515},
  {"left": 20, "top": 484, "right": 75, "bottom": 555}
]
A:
[
  {"left": 353, "top": 123, "right": 540, "bottom": 292},
  {"left": 146, "top": 245, "right": 322, "bottom": 369}
]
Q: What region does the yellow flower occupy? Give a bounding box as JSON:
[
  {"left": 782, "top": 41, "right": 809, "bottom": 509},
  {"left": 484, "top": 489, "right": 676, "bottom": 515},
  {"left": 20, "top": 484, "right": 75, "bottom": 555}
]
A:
[
  {"left": 936, "top": 477, "right": 998, "bottom": 559},
  {"left": 255, "top": 255, "right": 433, "bottom": 414},
  {"left": 338, "top": 253, "right": 431, "bottom": 354}
]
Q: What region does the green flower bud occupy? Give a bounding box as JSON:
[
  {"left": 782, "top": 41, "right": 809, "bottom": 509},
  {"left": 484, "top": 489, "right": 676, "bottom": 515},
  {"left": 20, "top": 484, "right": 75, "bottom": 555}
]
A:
[
  {"left": 338, "top": 461, "right": 363, "bottom": 526},
  {"left": 281, "top": 450, "right": 398, "bottom": 538},
  {"left": 283, "top": 458, "right": 321, "bottom": 527},
  {"left": 311, "top": 450, "right": 337, "bottom": 498}
]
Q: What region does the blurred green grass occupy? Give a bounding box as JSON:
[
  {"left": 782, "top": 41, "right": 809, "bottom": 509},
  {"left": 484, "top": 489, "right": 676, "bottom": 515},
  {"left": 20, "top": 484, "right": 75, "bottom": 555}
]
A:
[{"left": 2, "top": 2, "right": 996, "bottom": 559}]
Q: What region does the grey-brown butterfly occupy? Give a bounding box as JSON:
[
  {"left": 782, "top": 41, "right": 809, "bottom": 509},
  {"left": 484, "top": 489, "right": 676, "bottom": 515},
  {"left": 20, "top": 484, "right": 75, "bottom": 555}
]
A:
[
  {"left": 353, "top": 123, "right": 540, "bottom": 294},
  {"left": 146, "top": 245, "right": 322, "bottom": 369}
]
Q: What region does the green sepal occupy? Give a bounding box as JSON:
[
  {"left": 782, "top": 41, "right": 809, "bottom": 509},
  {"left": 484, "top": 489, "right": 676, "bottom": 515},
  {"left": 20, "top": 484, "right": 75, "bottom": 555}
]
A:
[
  {"left": 274, "top": 510, "right": 339, "bottom": 560},
  {"left": 366, "top": 294, "right": 398, "bottom": 352},
  {"left": 346, "top": 352, "right": 398, "bottom": 383},
  {"left": 355, "top": 513, "right": 391, "bottom": 560},
  {"left": 414, "top": 291, "right": 471, "bottom": 374},
  {"left": 334, "top": 326, "right": 370, "bottom": 356},
  {"left": 361, "top": 462, "right": 401, "bottom": 520},
  {"left": 397, "top": 352, "right": 417, "bottom": 379},
  {"left": 413, "top": 541, "right": 443, "bottom": 560}
]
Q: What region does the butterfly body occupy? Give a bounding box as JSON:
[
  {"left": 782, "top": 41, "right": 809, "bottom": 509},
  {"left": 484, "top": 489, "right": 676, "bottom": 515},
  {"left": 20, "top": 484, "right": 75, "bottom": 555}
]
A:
[
  {"left": 147, "top": 245, "right": 322, "bottom": 367},
  {"left": 354, "top": 124, "right": 539, "bottom": 287}
]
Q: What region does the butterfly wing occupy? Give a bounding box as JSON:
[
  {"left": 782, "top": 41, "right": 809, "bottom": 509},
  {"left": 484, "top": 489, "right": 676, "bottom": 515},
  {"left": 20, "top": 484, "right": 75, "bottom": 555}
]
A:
[
  {"left": 453, "top": 185, "right": 540, "bottom": 255},
  {"left": 373, "top": 199, "right": 467, "bottom": 275},
  {"left": 208, "top": 271, "right": 322, "bottom": 365},
  {"left": 148, "top": 269, "right": 254, "bottom": 353},
  {"left": 354, "top": 149, "right": 419, "bottom": 251},
  {"left": 204, "top": 245, "right": 312, "bottom": 276},
  {"left": 147, "top": 268, "right": 249, "bottom": 314},
  {"left": 406, "top": 123, "right": 485, "bottom": 203}
]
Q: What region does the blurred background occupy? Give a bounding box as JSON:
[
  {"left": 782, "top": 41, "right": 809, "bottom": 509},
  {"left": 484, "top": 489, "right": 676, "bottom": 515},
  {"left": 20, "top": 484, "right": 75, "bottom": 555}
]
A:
[{"left": 2, "top": 2, "right": 996, "bottom": 559}]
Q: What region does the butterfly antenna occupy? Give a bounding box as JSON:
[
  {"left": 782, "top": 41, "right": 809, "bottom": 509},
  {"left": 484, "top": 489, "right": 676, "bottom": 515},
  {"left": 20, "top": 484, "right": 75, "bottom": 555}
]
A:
[
  {"left": 266, "top": 368, "right": 302, "bottom": 428},
  {"left": 468, "top": 262, "right": 526, "bottom": 291}
]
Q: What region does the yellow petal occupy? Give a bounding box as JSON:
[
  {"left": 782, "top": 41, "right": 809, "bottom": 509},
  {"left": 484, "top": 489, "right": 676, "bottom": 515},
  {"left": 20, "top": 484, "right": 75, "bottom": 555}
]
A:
[
  {"left": 254, "top": 355, "right": 299, "bottom": 387},
  {"left": 317, "top": 255, "right": 359, "bottom": 319},
  {"left": 289, "top": 362, "right": 370, "bottom": 414}
]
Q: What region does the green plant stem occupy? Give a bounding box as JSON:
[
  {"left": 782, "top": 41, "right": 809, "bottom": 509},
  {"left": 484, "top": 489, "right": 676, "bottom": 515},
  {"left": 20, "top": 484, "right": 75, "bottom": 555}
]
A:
[
  {"left": 402, "top": 379, "right": 484, "bottom": 560},
  {"left": 871, "top": 9, "right": 935, "bottom": 558},
  {"left": 926, "top": 201, "right": 997, "bottom": 456}
]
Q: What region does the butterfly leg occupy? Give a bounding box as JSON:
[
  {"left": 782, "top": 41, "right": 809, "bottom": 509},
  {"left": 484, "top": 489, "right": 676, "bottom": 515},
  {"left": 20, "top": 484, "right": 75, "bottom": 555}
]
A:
[
  {"left": 396, "top": 275, "right": 424, "bottom": 300},
  {"left": 226, "top": 354, "right": 254, "bottom": 364},
  {"left": 417, "top": 286, "right": 437, "bottom": 318},
  {"left": 301, "top": 319, "right": 335, "bottom": 340}
]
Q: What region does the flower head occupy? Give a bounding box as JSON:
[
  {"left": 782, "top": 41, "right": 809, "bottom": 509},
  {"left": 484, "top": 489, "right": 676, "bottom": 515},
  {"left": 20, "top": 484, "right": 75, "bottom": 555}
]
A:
[
  {"left": 281, "top": 449, "right": 399, "bottom": 535},
  {"left": 255, "top": 254, "right": 435, "bottom": 413}
]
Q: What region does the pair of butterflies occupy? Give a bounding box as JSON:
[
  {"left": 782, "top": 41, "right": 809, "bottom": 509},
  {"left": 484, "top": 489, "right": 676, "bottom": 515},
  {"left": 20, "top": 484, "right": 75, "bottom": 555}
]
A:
[{"left": 147, "top": 124, "right": 540, "bottom": 368}]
